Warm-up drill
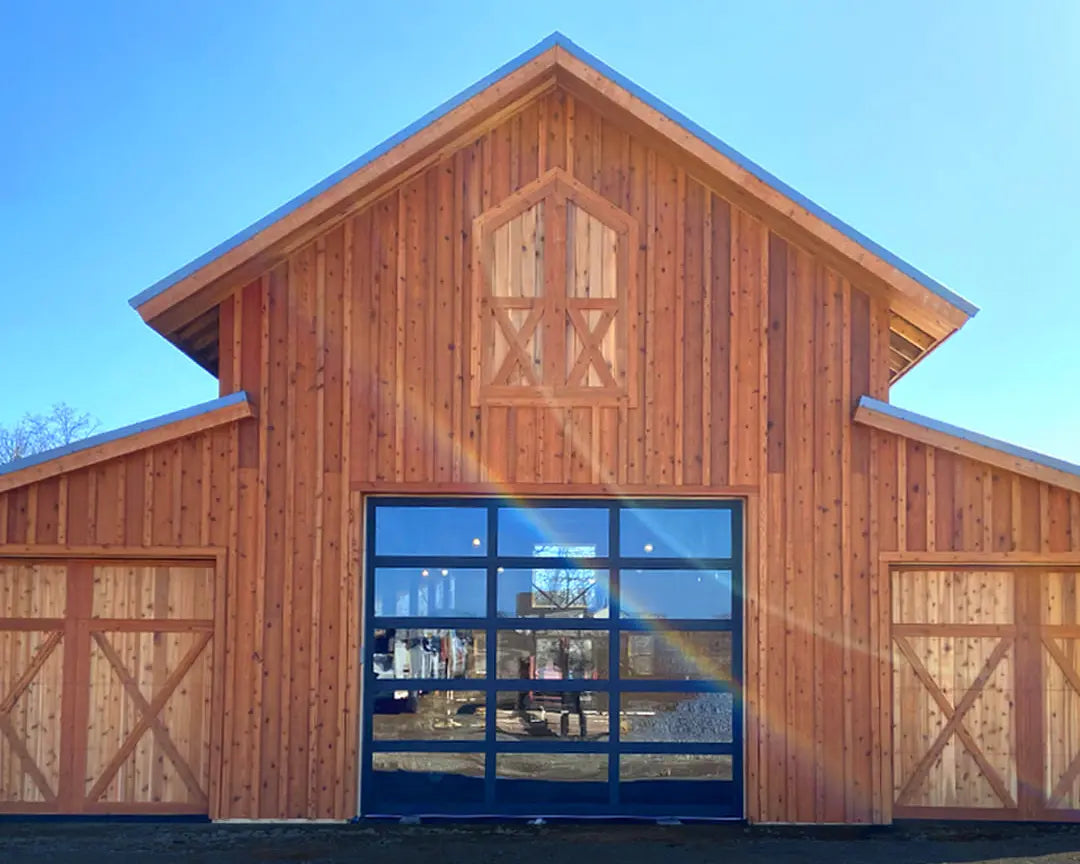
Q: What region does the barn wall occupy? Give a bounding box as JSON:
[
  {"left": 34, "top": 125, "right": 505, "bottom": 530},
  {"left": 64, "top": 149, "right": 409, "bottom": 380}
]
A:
[
  {"left": 0, "top": 425, "right": 236, "bottom": 550},
  {"left": 0, "top": 424, "right": 242, "bottom": 816},
  {"left": 874, "top": 434, "right": 1080, "bottom": 556},
  {"left": 216, "top": 85, "right": 894, "bottom": 823}
]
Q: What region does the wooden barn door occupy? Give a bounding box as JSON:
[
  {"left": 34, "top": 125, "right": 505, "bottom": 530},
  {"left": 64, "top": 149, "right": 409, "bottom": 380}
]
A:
[
  {"left": 892, "top": 567, "right": 1080, "bottom": 821},
  {"left": 0, "top": 559, "right": 215, "bottom": 814}
]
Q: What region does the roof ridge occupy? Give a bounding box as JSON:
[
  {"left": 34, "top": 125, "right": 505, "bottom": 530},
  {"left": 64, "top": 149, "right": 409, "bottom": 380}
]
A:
[{"left": 129, "top": 31, "right": 978, "bottom": 320}]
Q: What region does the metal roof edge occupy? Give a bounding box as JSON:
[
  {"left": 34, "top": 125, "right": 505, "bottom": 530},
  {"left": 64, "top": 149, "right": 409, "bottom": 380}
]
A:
[
  {"left": 128, "top": 33, "right": 565, "bottom": 310},
  {"left": 0, "top": 391, "right": 252, "bottom": 478},
  {"left": 130, "top": 30, "right": 978, "bottom": 321},
  {"left": 858, "top": 395, "right": 1080, "bottom": 479}
]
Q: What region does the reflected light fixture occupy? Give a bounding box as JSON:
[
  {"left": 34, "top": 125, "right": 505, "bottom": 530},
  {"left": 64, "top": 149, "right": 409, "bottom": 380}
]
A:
[
  {"left": 421, "top": 569, "right": 430, "bottom": 577},
  {"left": 644, "top": 543, "right": 654, "bottom": 553},
  {"left": 471, "top": 537, "right": 482, "bottom": 547},
  {"left": 441, "top": 569, "right": 449, "bottom": 576}
]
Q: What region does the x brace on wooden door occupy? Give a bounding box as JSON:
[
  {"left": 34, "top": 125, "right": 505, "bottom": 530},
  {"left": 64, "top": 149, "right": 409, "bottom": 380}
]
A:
[
  {"left": 1043, "top": 635, "right": 1080, "bottom": 808},
  {"left": 893, "top": 634, "right": 1016, "bottom": 809},
  {"left": 83, "top": 630, "right": 211, "bottom": 808},
  {"left": 0, "top": 629, "right": 64, "bottom": 804}
]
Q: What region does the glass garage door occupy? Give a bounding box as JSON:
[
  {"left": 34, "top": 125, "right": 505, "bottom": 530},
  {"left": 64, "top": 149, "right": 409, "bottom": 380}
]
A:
[{"left": 361, "top": 498, "right": 742, "bottom": 818}]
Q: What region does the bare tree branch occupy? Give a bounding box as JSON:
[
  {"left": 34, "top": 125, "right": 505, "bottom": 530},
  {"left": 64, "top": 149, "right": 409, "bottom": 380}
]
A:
[{"left": 0, "top": 404, "right": 100, "bottom": 464}]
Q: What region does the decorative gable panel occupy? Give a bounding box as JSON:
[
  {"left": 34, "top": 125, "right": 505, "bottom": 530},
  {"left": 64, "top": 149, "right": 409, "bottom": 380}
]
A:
[{"left": 470, "top": 168, "right": 638, "bottom": 406}]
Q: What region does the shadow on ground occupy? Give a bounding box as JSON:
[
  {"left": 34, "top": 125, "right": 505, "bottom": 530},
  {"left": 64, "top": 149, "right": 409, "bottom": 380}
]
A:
[{"left": 2, "top": 819, "right": 1080, "bottom": 864}]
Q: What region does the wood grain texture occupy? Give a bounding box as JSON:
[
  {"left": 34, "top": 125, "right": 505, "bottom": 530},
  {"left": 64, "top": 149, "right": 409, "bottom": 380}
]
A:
[
  {"left": 4, "top": 83, "right": 1075, "bottom": 825},
  {"left": 0, "top": 562, "right": 214, "bottom": 812}
]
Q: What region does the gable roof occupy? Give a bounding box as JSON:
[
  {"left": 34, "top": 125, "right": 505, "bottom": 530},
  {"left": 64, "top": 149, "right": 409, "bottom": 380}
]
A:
[
  {"left": 855, "top": 395, "right": 1080, "bottom": 495},
  {"left": 0, "top": 391, "right": 255, "bottom": 495},
  {"left": 130, "top": 32, "right": 978, "bottom": 366}
]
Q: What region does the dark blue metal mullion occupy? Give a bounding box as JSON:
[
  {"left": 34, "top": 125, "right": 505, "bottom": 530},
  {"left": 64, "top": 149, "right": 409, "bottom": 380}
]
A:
[
  {"left": 730, "top": 503, "right": 745, "bottom": 818},
  {"left": 369, "top": 615, "right": 733, "bottom": 631},
  {"left": 370, "top": 616, "right": 486, "bottom": 630},
  {"left": 484, "top": 502, "right": 499, "bottom": 807},
  {"left": 363, "top": 496, "right": 745, "bottom": 818},
  {"left": 608, "top": 499, "right": 620, "bottom": 805},
  {"left": 616, "top": 618, "right": 733, "bottom": 632}
]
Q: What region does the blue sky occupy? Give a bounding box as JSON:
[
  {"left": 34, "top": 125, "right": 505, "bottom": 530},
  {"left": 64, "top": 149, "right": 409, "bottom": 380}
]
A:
[{"left": 2, "top": 1, "right": 1078, "bottom": 461}]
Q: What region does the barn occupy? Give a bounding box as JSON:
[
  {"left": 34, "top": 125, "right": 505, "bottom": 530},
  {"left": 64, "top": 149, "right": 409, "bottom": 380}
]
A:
[{"left": 1, "top": 33, "right": 1078, "bottom": 824}]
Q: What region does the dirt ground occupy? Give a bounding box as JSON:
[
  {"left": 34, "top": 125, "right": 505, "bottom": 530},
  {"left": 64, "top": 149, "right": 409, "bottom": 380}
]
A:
[{"left": 3, "top": 820, "right": 1080, "bottom": 864}]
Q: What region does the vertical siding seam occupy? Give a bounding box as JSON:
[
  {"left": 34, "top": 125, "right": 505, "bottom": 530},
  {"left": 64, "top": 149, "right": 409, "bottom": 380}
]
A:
[{"left": 338, "top": 217, "right": 355, "bottom": 818}]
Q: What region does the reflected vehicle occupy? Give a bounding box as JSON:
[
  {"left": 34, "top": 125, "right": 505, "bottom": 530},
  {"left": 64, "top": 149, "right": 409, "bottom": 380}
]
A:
[
  {"left": 372, "top": 629, "right": 419, "bottom": 713},
  {"left": 372, "top": 628, "right": 479, "bottom": 713}
]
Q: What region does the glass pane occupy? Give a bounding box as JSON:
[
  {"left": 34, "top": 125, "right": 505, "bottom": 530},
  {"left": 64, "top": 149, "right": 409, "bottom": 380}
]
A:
[
  {"left": 495, "top": 691, "right": 609, "bottom": 741},
  {"left": 497, "top": 568, "right": 609, "bottom": 618},
  {"left": 371, "top": 690, "right": 486, "bottom": 741},
  {"left": 620, "top": 569, "right": 732, "bottom": 619},
  {"left": 372, "top": 628, "right": 486, "bottom": 679},
  {"left": 374, "top": 506, "right": 487, "bottom": 556},
  {"left": 372, "top": 753, "right": 485, "bottom": 807},
  {"left": 619, "top": 631, "right": 731, "bottom": 681},
  {"left": 620, "top": 692, "right": 733, "bottom": 743},
  {"left": 374, "top": 568, "right": 486, "bottom": 618},
  {"left": 620, "top": 753, "right": 733, "bottom": 781},
  {"left": 619, "top": 754, "right": 734, "bottom": 806},
  {"left": 619, "top": 507, "right": 732, "bottom": 558},
  {"left": 497, "top": 630, "right": 609, "bottom": 680},
  {"left": 496, "top": 754, "right": 608, "bottom": 804},
  {"left": 498, "top": 506, "right": 609, "bottom": 557}
]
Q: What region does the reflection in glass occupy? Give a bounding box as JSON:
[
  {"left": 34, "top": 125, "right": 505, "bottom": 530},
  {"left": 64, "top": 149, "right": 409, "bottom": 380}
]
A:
[
  {"left": 496, "top": 754, "right": 608, "bottom": 803},
  {"left": 620, "top": 570, "right": 732, "bottom": 619},
  {"left": 372, "top": 628, "right": 486, "bottom": 679},
  {"left": 619, "top": 754, "right": 733, "bottom": 781},
  {"left": 371, "top": 690, "right": 486, "bottom": 740},
  {"left": 619, "top": 507, "right": 732, "bottom": 558},
  {"left": 374, "top": 568, "right": 486, "bottom": 618},
  {"left": 497, "top": 569, "right": 609, "bottom": 618},
  {"left": 498, "top": 506, "right": 609, "bottom": 557},
  {"left": 497, "top": 630, "right": 609, "bottom": 680},
  {"left": 495, "top": 691, "right": 609, "bottom": 741},
  {"left": 372, "top": 753, "right": 485, "bottom": 805},
  {"left": 619, "top": 631, "right": 731, "bottom": 680},
  {"left": 374, "top": 506, "right": 487, "bottom": 556},
  {"left": 620, "top": 692, "right": 733, "bottom": 743}
]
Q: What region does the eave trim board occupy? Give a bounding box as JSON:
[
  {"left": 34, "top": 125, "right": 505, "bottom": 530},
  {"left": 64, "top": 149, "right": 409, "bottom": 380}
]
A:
[
  {"left": 855, "top": 395, "right": 1080, "bottom": 493},
  {"left": 0, "top": 391, "right": 254, "bottom": 493}
]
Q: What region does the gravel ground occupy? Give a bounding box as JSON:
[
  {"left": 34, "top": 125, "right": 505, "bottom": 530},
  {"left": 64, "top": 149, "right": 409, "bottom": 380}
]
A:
[{"left": 2, "top": 820, "right": 1080, "bottom": 864}]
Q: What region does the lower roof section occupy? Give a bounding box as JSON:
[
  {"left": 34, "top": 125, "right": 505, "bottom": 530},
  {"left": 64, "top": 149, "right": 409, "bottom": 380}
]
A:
[
  {"left": 855, "top": 395, "right": 1080, "bottom": 495},
  {"left": 0, "top": 391, "right": 255, "bottom": 494}
]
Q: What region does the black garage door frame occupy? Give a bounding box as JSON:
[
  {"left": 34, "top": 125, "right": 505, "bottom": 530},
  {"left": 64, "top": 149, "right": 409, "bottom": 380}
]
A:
[{"left": 360, "top": 497, "right": 743, "bottom": 819}]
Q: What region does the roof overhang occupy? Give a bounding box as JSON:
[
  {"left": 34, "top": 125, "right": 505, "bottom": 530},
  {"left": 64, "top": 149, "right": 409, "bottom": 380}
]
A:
[
  {"left": 854, "top": 395, "right": 1080, "bottom": 494},
  {"left": 0, "top": 391, "right": 255, "bottom": 495},
  {"left": 130, "top": 32, "right": 978, "bottom": 368}
]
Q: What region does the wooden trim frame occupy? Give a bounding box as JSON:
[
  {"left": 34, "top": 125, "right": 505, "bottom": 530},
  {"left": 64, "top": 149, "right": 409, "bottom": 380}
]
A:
[
  {"left": 0, "top": 394, "right": 255, "bottom": 495},
  {"left": 0, "top": 551, "right": 224, "bottom": 815},
  {"left": 856, "top": 396, "right": 1080, "bottom": 495},
  {"left": 351, "top": 481, "right": 758, "bottom": 497},
  {"left": 881, "top": 552, "right": 1080, "bottom": 567},
  {"left": 889, "top": 563, "right": 1080, "bottom": 821},
  {"left": 469, "top": 167, "right": 639, "bottom": 407}
]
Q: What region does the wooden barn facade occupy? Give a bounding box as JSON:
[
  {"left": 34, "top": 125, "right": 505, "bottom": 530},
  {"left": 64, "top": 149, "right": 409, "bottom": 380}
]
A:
[{"left": 2, "top": 34, "right": 1078, "bottom": 823}]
